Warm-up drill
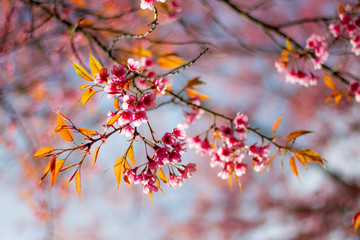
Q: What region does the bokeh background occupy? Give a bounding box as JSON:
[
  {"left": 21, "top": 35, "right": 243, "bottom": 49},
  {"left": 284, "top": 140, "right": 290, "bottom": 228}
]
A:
[{"left": 1, "top": 0, "right": 360, "bottom": 239}]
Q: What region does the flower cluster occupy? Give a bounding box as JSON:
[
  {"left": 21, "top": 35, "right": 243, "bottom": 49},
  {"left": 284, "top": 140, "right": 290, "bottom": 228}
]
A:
[
  {"left": 274, "top": 50, "right": 319, "bottom": 87},
  {"left": 188, "top": 112, "right": 271, "bottom": 186},
  {"left": 306, "top": 34, "right": 329, "bottom": 70},
  {"left": 329, "top": 5, "right": 360, "bottom": 55},
  {"left": 140, "top": 0, "right": 166, "bottom": 10},
  {"left": 124, "top": 125, "right": 196, "bottom": 193}
]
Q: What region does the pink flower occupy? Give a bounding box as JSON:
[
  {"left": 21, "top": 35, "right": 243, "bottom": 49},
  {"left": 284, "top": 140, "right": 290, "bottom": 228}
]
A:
[
  {"left": 162, "top": 132, "right": 176, "bottom": 146},
  {"left": 210, "top": 153, "right": 224, "bottom": 168},
  {"left": 140, "top": 92, "right": 157, "bottom": 109},
  {"left": 118, "top": 110, "right": 133, "bottom": 126},
  {"left": 339, "top": 14, "right": 351, "bottom": 24},
  {"left": 329, "top": 24, "right": 341, "bottom": 38},
  {"left": 104, "top": 77, "right": 126, "bottom": 98},
  {"left": 122, "top": 94, "right": 137, "bottom": 110},
  {"left": 127, "top": 58, "right": 141, "bottom": 73},
  {"left": 234, "top": 112, "right": 249, "bottom": 130},
  {"left": 235, "top": 163, "right": 247, "bottom": 177},
  {"left": 143, "top": 183, "right": 158, "bottom": 194},
  {"left": 306, "top": 34, "right": 329, "bottom": 70},
  {"left": 133, "top": 111, "right": 148, "bottom": 127},
  {"left": 218, "top": 147, "right": 232, "bottom": 161},
  {"left": 274, "top": 60, "right": 287, "bottom": 73},
  {"left": 111, "top": 65, "right": 126, "bottom": 79},
  {"left": 247, "top": 143, "right": 270, "bottom": 163},
  {"left": 285, "top": 70, "right": 317, "bottom": 87},
  {"left": 154, "top": 147, "right": 169, "bottom": 165},
  {"left": 219, "top": 126, "right": 234, "bottom": 138},
  {"left": 120, "top": 125, "right": 135, "bottom": 137},
  {"left": 168, "top": 150, "right": 181, "bottom": 164},
  {"left": 173, "top": 125, "right": 186, "bottom": 141},
  {"left": 350, "top": 36, "right": 360, "bottom": 56},
  {"left": 350, "top": 81, "right": 360, "bottom": 102},
  {"left": 182, "top": 163, "right": 196, "bottom": 179},
  {"left": 168, "top": 174, "right": 181, "bottom": 188},
  {"left": 218, "top": 168, "right": 230, "bottom": 180},
  {"left": 94, "top": 68, "right": 109, "bottom": 84},
  {"left": 141, "top": 57, "right": 153, "bottom": 69},
  {"left": 140, "top": 0, "right": 156, "bottom": 10}
]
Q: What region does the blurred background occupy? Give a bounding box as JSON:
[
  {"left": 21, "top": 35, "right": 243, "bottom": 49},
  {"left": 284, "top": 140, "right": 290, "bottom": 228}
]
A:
[{"left": 1, "top": 0, "right": 360, "bottom": 239}]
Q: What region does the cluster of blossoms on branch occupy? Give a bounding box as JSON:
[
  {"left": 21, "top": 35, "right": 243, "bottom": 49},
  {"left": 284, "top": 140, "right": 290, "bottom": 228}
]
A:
[
  {"left": 329, "top": 4, "right": 360, "bottom": 55},
  {"left": 189, "top": 112, "right": 270, "bottom": 187},
  {"left": 274, "top": 34, "right": 328, "bottom": 88}
]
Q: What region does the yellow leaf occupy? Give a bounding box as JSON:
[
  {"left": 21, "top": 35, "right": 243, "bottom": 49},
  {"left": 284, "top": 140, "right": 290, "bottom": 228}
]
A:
[
  {"left": 149, "top": 192, "right": 153, "bottom": 205},
  {"left": 158, "top": 168, "right": 168, "bottom": 184},
  {"left": 79, "top": 85, "right": 91, "bottom": 90},
  {"left": 106, "top": 113, "right": 121, "bottom": 127},
  {"left": 287, "top": 130, "right": 313, "bottom": 142},
  {"left": 228, "top": 174, "right": 233, "bottom": 190},
  {"left": 81, "top": 88, "right": 96, "bottom": 107},
  {"left": 272, "top": 115, "right": 283, "bottom": 132},
  {"left": 127, "top": 47, "right": 152, "bottom": 57},
  {"left": 185, "top": 77, "right": 205, "bottom": 89},
  {"left": 78, "top": 127, "right": 99, "bottom": 136},
  {"left": 286, "top": 38, "right": 293, "bottom": 51},
  {"left": 127, "top": 145, "right": 136, "bottom": 166},
  {"left": 92, "top": 146, "right": 100, "bottom": 168},
  {"left": 338, "top": 3, "right": 345, "bottom": 14},
  {"left": 114, "top": 157, "right": 123, "bottom": 188},
  {"left": 323, "top": 74, "right": 336, "bottom": 90},
  {"left": 60, "top": 164, "right": 76, "bottom": 172},
  {"left": 289, "top": 156, "right": 300, "bottom": 181},
  {"left": 298, "top": 149, "right": 326, "bottom": 168},
  {"left": 56, "top": 113, "right": 74, "bottom": 142},
  {"left": 89, "top": 53, "right": 103, "bottom": 77},
  {"left": 186, "top": 90, "right": 212, "bottom": 101},
  {"left": 34, "top": 146, "right": 55, "bottom": 158},
  {"left": 294, "top": 152, "right": 307, "bottom": 168},
  {"left": 75, "top": 170, "right": 81, "bottom": 199},
  {"left": 51, "top": 159, "right": 66, "bottom": 187},
  {"left": 334, "top": 93, "right": 342, "bottom": 105},
  {"left": 71, "top": 62, "right": 93, "bottom": 82},
  {"left": 352, "top": 211, "right": 360, "bottom": 233},
  {"left": 158, "top": 56, "right": 186, "bottom": 69},
  {"left": 265, "top": 155, "right": 275, "bottom": 168},
  {"left": 114, "top": 97, "right": 120, "bottom": 110}
]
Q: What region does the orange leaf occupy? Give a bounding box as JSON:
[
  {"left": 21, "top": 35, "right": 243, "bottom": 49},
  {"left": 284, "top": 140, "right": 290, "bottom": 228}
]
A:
[
  {"left": 80, "top": 88, "right": 96, "bottom": 107},
  {"left": 70, "top": 0, "right": 86, "bottom": 7},
  {"left": 289, "top": 156, "right": 300, "bottom": 181},
  {"left": 352, "top": 211, "right": 360, "bottom": 233},
  {"left": 79, "top": 84, "right": 91, "bottom": 90},
  {"left": 89, "top": 53, "right": 103, "bottom": 77},
  {"left": 114, "top": 157, "right": 123, "bottom": 188},
  {"left": 298, "top": 149, "right": 326, "bottom": 168},
  {"left": 294, "top": 152, "right": 307, "bottom": 168},
  {"left": 323, "top": 74, "right": 336, "bottom": 90},
  {"left": 51, "top": 159, "right": 66, "bottom": 187},
  {"left": 186, "top": 90, "right": 212, "bottom": 101},
  {"left": 114, "top": 97, "right": 120, "bottom": 110},
  {"left": 285, "top": 38, "right": 293, "bottom": 51},
  {"left": 148, "top": 192, "right": 153, "bottom": 205},
  {"left": 158, "top": 56, "right": 186, "bottom": 69},
  {"left": 78, "top": 127, "right": 99, "bottom": 136},
  {"left": 287, "top": 130, "right": 313, "bottom": 142},
  {"left": 60, "top": 164, "right": 76, "bottom": 172},
  {"left": 56, "top": 113, "right": 74, "bottom": 142},
  {"left": 185, "top": 77, "right": 205, "bottom": 89},
  {"left": 338, "top": 3, "right": 345, "bottom": 14},
  {"left": 265, "top": 155, "right": 275, "bottom": 167},
  {"left": 158, "top": 168, "right": 168, "bottom": 184},
  {"left": 127, "top": 145, "right": 136, "bottom": 166},
  {"left": 272, "top": 115, "right": 283, "bottom": 132},
  {"left": 75, "top": 170, "right": 81, "bottom": 199},
  {"left": 34, "top": 146, "right": 55, "bottom": 158},
  {"left": 92, "top": 146, "right": 100, "bottom": 168},
  {"left": 107, "top": 113, "right": 120, "bottom": 127},
  {"left": 71, "top": 62, "right": 93, "bottom": 82},
  {"left": 127, "top": 47, "right": 152, "bottom": 57}
]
